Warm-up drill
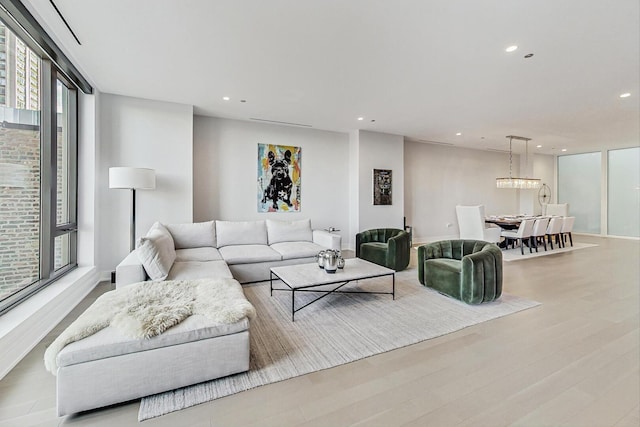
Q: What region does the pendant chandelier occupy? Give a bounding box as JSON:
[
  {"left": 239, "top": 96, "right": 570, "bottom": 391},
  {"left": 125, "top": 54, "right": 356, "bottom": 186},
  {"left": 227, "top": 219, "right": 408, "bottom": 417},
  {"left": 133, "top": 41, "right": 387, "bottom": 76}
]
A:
[{"left": 496, "top": 135, "right": 541, "bottom": 189}]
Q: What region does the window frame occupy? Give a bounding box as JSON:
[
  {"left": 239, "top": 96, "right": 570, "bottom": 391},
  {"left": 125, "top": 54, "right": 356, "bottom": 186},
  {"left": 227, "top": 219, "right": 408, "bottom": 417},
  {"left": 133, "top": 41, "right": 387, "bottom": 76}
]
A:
[{"left": 0, "top": 28, "right": 79, "bottom": 314}]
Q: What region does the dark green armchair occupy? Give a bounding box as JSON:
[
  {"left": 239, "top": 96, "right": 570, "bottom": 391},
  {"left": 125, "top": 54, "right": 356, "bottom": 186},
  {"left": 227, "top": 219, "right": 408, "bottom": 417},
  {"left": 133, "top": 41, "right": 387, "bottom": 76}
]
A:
[
  {"left": 356, "top": 228, "right": 410, "bottom": 271},
  {"left": 417, "top": 240, "right": 502, "bottom": 304}
]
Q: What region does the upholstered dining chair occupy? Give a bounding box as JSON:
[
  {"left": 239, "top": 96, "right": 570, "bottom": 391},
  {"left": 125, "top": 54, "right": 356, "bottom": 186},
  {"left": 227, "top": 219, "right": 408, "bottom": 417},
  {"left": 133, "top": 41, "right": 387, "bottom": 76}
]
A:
[
  {"left": 356, "top": 228, "right": 411, "bottom": 271},
  {"left": 545, "top": 217, "right": 564, "bottom": 249},
  {"left": 500, "top": 218, "right": 536, "bottom": 255},
  {"left": 560, "top": 216, "right": 575, "bottom": 247},
  {"left": 418, "top": 240, "right": 502, "bottom": 304},
  {"left": 543, "top": 203, "right": 569, "bottom": 217},
  {"left": 455, "top": 205, "right": 501, "bottom": 243},
  {"left": 531, "top": 217, "right": 551, "bottom": 252}
]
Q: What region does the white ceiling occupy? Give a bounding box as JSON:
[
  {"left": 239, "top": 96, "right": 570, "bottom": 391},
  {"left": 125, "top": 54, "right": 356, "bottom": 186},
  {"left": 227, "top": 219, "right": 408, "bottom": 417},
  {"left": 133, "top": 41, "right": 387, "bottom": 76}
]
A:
[{"left": 24, "top": 0, "right": 640, "bottom": 155}]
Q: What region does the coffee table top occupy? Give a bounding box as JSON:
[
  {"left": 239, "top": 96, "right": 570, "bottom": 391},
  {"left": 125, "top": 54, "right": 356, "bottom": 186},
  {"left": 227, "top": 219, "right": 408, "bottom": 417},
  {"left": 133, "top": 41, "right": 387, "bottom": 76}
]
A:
[{"left": 270, "top": 258, "right": 394, "bottom": 289}]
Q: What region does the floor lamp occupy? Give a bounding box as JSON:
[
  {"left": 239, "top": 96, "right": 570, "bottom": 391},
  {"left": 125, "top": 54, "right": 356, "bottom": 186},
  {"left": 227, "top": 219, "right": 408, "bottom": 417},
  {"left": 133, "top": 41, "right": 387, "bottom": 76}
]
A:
[{"left": 109, "top": 167, "right": 156, "bottom": 251}]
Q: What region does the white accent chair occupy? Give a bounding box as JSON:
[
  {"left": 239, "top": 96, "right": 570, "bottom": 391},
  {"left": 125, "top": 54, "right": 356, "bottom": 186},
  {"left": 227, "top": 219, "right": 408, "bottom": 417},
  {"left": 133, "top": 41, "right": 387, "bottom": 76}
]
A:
[
  {"left": 531, "top": 217, "right": 551, "bottom": 252},
  {"left": 561, "top": 216, "right": 575, "bottom": 247},
  {"left": 543, "top": 203, "right": 569, "bottom": 217},
  {"left": 546, "top": 217, "right": 564, "bottom": 249},
  {"left": 501, "top": 219, "right": 536, "bottom": 255},
  {"left": 455, "top": 205, "right": 502, "bottom": 243}
]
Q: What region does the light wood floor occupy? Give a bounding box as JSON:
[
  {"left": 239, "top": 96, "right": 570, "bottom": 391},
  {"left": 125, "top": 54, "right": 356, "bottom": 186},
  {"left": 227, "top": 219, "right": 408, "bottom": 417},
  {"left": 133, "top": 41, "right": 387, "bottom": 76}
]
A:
[{"left": 1, "top": 235, "right": 638, "bottom": 427}]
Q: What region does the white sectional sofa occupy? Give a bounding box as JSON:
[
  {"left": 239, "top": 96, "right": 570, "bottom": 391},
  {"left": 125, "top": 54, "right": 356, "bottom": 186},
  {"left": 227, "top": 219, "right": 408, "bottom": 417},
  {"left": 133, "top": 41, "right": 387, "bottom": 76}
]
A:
[
  {"left": 116, "top": 218, "right": 341, "bottom": 287},
  {"left": 52, "top": 219, "right": 340, "bottom": 416}
]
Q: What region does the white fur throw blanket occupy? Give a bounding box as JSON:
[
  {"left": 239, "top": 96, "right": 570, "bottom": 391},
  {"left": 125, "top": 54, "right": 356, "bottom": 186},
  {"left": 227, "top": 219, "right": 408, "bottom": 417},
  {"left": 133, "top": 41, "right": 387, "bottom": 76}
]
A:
[{"left": 44, "top": 278, "right": 255, "bottom": 374}]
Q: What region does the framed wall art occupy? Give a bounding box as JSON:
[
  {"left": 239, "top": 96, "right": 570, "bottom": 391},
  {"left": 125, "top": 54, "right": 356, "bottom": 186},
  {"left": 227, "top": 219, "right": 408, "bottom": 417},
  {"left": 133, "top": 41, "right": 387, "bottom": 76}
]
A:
[
  {"left": 257, "top": 143, "right": 301, "bottom": 212},
  {"left": 373, "top": 169, "right": 392, "bottom": 205}
]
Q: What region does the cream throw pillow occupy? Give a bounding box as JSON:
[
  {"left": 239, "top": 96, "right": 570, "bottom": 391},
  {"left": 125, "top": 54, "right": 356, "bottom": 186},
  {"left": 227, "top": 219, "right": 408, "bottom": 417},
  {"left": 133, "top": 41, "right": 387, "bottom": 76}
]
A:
[
  {"left": 136, "top": 222, "right": 176, "bottom": 280},
  {"left": 215, "top": 220, "right": 268, "bottom": 247},
  {"left": 266, "top": 219, "right": 313, "bottom": 244},
  {"left": 165, "top": 220, "right": 216, "bottom": 248}
]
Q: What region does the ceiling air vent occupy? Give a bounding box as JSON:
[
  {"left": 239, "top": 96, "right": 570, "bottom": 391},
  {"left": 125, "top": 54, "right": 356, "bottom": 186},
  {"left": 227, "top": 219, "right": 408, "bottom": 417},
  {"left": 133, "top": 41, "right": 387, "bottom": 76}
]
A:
[{"left": 250, "top": 118, "right": 312, "bottom": 128}]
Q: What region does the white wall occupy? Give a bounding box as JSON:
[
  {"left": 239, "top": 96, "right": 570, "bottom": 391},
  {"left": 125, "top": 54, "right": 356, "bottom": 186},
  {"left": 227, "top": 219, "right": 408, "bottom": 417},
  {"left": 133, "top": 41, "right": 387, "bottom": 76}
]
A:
[
  {"left": 518, "top": 153, "right": 557, "bottom": 216},
  {"left": 97, "top": 94, "right": 193, "bottom": 272},
  {"left": 404, "top": 140, "right": 521, "bottom": 243},
  {"left": 533, "top": 154, "right": 556, "bottom": 211},
  {"left": 193, "top": 116, "right": 350, "bottom": 245},
  {"left": 348, "top": 131, "right": 360, "bottom": 247},
  {"left": 353, "top": 131, "right": 405, "bottom": 237},
  {"left": 77, "top": 91, "right": 97, "bottom": 267}
]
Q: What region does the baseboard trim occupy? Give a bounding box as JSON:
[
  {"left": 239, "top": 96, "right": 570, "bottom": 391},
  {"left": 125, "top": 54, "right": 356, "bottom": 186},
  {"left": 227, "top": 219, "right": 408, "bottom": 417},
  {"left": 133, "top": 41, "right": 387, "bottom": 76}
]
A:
[
  {"left": 0, "top": 267, "right": 99, "bottom": 380},
  {"left": 413, "top": 234, "right": 459, "bottom": 246}
]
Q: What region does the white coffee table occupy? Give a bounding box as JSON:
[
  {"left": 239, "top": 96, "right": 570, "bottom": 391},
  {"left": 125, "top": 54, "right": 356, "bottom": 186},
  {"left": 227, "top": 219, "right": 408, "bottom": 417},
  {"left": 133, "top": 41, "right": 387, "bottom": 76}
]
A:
[{"left": 270, "top": 258, "right": 395, "bottom": 321}]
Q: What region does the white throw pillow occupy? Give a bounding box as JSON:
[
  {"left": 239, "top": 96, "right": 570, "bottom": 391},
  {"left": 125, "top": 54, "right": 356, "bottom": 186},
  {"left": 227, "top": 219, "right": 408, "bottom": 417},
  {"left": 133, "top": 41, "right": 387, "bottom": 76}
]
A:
[
  {"left": 215, "top": 220, "right": 268, "bottom": 247},
  {"left": 165, "top": 221, "right": 216, "bottom": 249},
  {"left": 266, "top": 219, "right": 313, "bottom": 244},
  {"left": 136, "top": 222, "right": 176, "bottom": 280}
]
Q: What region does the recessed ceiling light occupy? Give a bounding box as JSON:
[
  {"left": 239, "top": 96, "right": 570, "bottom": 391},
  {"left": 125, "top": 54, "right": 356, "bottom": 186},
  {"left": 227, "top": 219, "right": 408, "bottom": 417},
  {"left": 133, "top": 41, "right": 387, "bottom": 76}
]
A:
[
  {"left": 456, "top": 132, "right": 462, "bottom": 136},
  {"left": 561, "top": 148, "right": 567, "bottom": 152},
  {"left": 524, "top": 53, "right": 534, "bottom": 58},
  {"left": 222, "top": 96, "right": 230, "bottom": 101},
  {"left": 536, "top": 145, "right": 542, "bottom": 148},
  {"left": 620, "top": 93, "right": 631, "bottom": 98},
  {"left": 505, "top": 45, "right": 518, "bottom": 52},
  {"left": 357, "top": 117, "right": 364, "bottom": 121}
]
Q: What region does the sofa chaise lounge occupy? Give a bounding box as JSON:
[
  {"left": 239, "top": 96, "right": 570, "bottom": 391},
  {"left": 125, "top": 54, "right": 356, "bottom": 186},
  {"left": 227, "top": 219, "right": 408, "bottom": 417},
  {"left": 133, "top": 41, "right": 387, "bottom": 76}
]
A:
[{"left": 50, "top": 219, "right": 341, "bottom": 416}]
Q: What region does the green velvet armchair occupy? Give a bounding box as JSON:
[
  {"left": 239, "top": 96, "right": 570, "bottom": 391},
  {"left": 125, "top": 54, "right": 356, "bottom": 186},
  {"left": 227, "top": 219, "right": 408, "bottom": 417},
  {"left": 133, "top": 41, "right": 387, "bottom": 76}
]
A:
[
  {"left": 417, "top": 240, "right": 502, "bottom": 304},
  {"left": 356, "top": 228, "right": 410, "bottom": 271}
]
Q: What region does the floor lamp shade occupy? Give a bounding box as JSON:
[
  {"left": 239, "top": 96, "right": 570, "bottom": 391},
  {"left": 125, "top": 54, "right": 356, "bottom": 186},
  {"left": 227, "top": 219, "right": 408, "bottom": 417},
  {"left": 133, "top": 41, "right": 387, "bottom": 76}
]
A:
[
  {"left": 109, "top": 167, "right": 156, "bottom": 252},
  {"left": 109, "top": 167, "right": 156, "bottom": 190}
]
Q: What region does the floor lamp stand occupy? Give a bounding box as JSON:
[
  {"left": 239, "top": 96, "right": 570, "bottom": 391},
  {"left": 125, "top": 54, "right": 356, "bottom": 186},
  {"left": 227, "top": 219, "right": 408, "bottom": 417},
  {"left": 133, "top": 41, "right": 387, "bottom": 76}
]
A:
[
  {"left": 109, "top": 167, "right": 156, "bottom": 253},
  {"left": 130, "top": 188, "right": 137, "bottom": 252}
]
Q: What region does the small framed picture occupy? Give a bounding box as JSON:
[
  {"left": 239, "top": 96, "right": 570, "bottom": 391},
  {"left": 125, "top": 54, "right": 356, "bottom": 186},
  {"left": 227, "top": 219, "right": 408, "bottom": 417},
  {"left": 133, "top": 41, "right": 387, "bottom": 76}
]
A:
[{"left": 373, "top": 169, "right": 392, "bottom": 205}]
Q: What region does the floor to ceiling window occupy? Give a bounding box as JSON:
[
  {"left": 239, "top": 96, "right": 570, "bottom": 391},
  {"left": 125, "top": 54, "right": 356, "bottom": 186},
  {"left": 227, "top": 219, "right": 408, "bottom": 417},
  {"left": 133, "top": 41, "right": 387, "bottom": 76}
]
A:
[
  {"left": 0, "top": 18, "right": 78, "bottom": 313},
  {"left": 557, "top": 152, "right": 602, "bottom": 234},
  {"left": 608, "top": 147, "right": 640, "bottom": 237}
]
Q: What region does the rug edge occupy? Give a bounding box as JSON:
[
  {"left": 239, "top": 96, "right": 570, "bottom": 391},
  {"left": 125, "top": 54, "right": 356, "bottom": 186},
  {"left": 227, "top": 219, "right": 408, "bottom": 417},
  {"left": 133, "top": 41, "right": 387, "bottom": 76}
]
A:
[{"left": 138, "top": 295, "right": 541, "bottom": 421}]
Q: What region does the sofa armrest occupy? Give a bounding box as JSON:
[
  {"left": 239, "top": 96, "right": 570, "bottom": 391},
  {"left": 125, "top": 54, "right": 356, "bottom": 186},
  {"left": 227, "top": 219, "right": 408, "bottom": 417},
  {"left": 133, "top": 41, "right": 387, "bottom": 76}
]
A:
[
  {"left": 115, "top": 250, "right": 147, "bottom": 289},
  {"left": 387, "top": 232, "right": 410, "bottom": 271},
  {"left": 313, "top": 230, "right": 341, "bottom": 251},
  {"left": 417, "top": 245, "right": 427, "bottom": 285}
]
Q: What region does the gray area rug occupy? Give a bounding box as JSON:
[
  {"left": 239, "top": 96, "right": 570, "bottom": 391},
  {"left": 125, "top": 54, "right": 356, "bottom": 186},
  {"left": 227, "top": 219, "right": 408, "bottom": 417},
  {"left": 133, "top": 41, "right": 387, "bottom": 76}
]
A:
[
  {"left": 139, "top": 267, "right": 540, "bottom": 421},
  {"left": 502, "top": 242, "right": 597, "bottom": 262}
]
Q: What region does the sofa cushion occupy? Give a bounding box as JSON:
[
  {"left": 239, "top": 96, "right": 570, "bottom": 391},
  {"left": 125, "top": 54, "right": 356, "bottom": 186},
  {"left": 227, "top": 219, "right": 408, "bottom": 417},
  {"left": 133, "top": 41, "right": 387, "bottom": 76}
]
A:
[
  {"left": 175, "top": 247, "right": 223, "bottom": 262},
  {"left": 136, "top": 222, "right": 176, "bottom": 280},
  {"left": 219, "top": 245, "right": 282, "bottom": 265},
  {"left": 57, "top": 315, "right": 249, "bottom": 367},
  {"left": 167, "top": 260, "right": 233, "bottom": 280},
  {"left": 359, "top": 242, "right": 388, "bottom": 267},
  {"left": 216, "top": 220, "right": 268, "bottom": 247},
  {"left": 266, "top": 219, "right": 313, "bottom": 244},
  {"left": 165, "top": 221, "right": 216, "bottom": 249},
  {"left": 270, "top": 241, "right": 324, "bottom": 260}
]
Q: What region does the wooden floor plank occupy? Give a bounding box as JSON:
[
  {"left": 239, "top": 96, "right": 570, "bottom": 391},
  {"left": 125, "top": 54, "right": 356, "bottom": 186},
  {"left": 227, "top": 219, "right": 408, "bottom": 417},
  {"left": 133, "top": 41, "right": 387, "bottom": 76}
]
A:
[{"left": 0, "top": 235, "right": 637, "bottom": 426}]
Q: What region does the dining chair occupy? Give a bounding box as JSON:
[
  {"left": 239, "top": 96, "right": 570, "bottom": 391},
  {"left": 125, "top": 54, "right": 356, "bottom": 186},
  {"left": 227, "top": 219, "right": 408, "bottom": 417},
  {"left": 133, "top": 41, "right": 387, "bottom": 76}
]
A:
[
  {"left": 455, "top": 205, "right": 501, "bottom": 243},
  {"left": 545, "top": 217, "right": 564, "bottom": 249},
  {"left": 531, "top": 217, "right": 551, "bottom": 252},
  {"left": 501, "top": 218, "right": 536, "bottom": 255},
  {"left": 543, "top": 203, "right": 569, "bottom": 217},
  {"left": 560, "top": 216, "right": 575, "bottom": 247}
]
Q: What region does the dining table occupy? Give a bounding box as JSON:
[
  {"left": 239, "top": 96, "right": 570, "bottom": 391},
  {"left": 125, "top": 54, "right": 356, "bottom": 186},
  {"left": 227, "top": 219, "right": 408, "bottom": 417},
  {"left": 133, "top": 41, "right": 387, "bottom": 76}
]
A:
[{"left": 484, "top": 216, "right": 524, "bottom": 230}]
